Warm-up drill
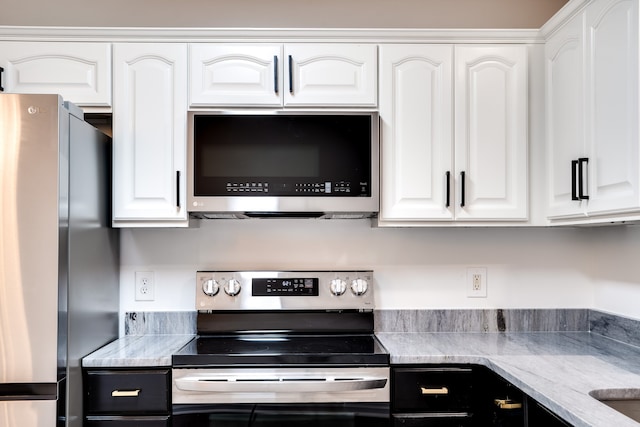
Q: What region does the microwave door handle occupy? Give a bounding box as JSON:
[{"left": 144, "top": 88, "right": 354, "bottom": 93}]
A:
[{"left": 175, "top": 376, "right": 387, "bottom": 393}]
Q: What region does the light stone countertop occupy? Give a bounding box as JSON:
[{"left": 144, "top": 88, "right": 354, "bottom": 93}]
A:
[
  {"left": 81, "top": 331, "right": 640, "bottom": 426},
  {"left": 82, "top": 335, "right": 194, "bottom": 367},
  {"left": 377, "top": 331, "right": 640, "bottom": 427}
]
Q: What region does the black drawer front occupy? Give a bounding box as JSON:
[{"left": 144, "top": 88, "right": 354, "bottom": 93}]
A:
[
  {"left": 85, "top": 369, "right": 170, "bottom": 415},
  {"left": 393, "top": 367, "right": 473, "bottom": 412},
  {"left": 85, "top": 416, "right": 170, "bottom": 427},
  {"left": 393, "top": 413, "right": 473, "bottom": 427}
]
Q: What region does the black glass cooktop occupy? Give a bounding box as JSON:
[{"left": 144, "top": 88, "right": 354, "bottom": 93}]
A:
[{"left": 172, "top": 334, "right": 390, "bottom": 367}]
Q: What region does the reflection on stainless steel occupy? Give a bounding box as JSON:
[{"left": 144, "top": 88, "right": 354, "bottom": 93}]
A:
[
  {"left": 173, "top": 367, "right": 389, "bottom": 404},
  {"left": 0, "top": 94, "right": 119, "bottom": 427}
]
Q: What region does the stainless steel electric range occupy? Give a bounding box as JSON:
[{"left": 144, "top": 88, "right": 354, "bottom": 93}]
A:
[{"left": 172, "top": 270, "right": 390, "bottom": 427}]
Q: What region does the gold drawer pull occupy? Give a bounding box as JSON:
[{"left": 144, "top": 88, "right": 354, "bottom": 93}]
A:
[
  {"left": 420, "top": 386, "right": 449, "bottom": 395},
  {"left": 494, "top": 398, "right": 522, "bottom": 409},
  {"left": 111, "top": 389, "right": 141, "bottom": 397}
]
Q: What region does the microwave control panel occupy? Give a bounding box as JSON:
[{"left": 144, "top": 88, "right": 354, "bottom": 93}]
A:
[{"left": 224, "top": 181, "right": 367, "bottom": 196}]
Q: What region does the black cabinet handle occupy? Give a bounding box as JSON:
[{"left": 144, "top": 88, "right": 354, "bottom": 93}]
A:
[
  {"left": 460, "top": 171, "right": 466, "bottom": 207},
  {"left": 273, "top": 56, "right": 278, "bottom": 94},
  {"left": 0, "top": 66, "right": 4, "bottom": 92},
  {"left": 176, "top": 171, "right": 181, "bottom": 209},
  {"left": 571, "top": 160, "right": 579, "bottom": 201},
  {"left": 578, "top": 157, "right": 589, "bottom": 200},
  {"left": 288, "top": 55, "right": 293, "bottom": 94},
  {"left": 445, "top": 171, "right": 451, "bottom": 208}
]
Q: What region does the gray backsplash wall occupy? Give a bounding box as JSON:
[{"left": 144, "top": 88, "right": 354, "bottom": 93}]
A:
[
  {"left": 124, "top": 311, "right": 196, "bottom": 335},
  {"left": 374, "top": 309, "right": 590, "bottom": 333}
]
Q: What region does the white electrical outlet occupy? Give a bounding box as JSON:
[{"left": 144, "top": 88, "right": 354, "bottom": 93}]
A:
[
  {"left": 466, "top": 267, "right": 487, "bottom": 298},
  {"left": 135, "top": 271, "right": 155, "bottom": 301}
]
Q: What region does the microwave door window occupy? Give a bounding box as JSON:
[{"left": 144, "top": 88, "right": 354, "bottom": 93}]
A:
[{"left": 193, "top": 114, "right": 371, "bottom": 197}]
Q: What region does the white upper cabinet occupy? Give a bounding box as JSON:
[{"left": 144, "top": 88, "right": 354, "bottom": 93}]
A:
[
  {"left": 284, "top": 44, "right": 377, "bottom": 106},
  {"left": 546, "top": 0, "right": 640, "bottom": 223},
  {"left": 189, "top": 44, "right": 282, "bottom": 107},
  {"left": 546, "top": 14, "right": 586, "bottom": 219},
  {"left": 112, "top": 43, "right": 188, "bottom": 227},
  {"left": 584, "top": 0, "right": 640, "bottom": 217},
  {"left": 379, "top": 44, "right": 528, "bottom": 225},
  {"left": 189, "top": 43, "right": 377, "bottom": 107},
  {"left": 379, "top": 44, "right": 454, "bottom": 221},
  {"left": 454, "top": 45, "right": 528, "bottom": 221},
  {"left": 0, "top": 42, "right": 111, "bottom": 108}
]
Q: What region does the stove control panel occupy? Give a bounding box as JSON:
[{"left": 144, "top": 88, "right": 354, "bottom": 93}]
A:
[{"left": 196, "top": 270, "right": 374, "bottom": 311}]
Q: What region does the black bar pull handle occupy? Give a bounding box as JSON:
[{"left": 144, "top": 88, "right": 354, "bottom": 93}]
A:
[
  {"left": 176, "top": 170, "right": 181, "bottom": 209},
  {"left": 571, "top": 160, "right": 579, "bottom": 201},
  {"left": 0, "top": 66, "right": 4, "bottom": 92},
  {"left": 273, "top": 55, "right": 278, "bottom": 94},
  {"left": 460, "top": 171, "right": 466, "bottom": 207},
  {"left": 288, "top": 55, "right": 293, "bottom": 94},
  {"left": 445, "top": 171, "right": 451, "bottom": 208},
  {"left": 578, "top": 157, "right": 589, "bottom": 200}
]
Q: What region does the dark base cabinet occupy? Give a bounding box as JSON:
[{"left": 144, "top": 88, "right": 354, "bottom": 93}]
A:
[
  {"left": 391, "top": 366, "right": 478, "bottom": 426},
  {"left": 83, "top": 368, "right": 171, "bottom": 426},
  {"left": 527, "top": 399, "right": 573, "bottom": 427},
  {"left": 393, "top": 414, "right": 473, "bottom": 426},
  {"left": 391, "top": 365, "right": 572, "bottom": 427}
]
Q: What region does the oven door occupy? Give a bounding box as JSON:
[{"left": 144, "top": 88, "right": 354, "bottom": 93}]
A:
[
  {"left": 172, "top": 367, "right": 390, "bottom": 426},
  {"left": 172, "top": 402, "right": 390, "bottom": 427}
]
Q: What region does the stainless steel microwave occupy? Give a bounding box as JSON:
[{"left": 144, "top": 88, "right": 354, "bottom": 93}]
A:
[{"left": 187, "top": 111, "right": 379, "bottom": 219}]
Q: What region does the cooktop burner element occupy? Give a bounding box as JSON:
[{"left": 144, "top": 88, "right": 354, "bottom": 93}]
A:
[{"left": 173, "top": 333, "right": 389, "bottom": 367}]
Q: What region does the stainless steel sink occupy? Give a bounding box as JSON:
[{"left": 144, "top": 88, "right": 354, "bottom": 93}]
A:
[{"left": 590, "top": 389, "right": 640, "bottom": 422}]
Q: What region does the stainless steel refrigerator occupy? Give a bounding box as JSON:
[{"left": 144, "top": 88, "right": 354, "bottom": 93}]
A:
[{"left": 0, "top": 94, "right": 120, "bottom": 427}]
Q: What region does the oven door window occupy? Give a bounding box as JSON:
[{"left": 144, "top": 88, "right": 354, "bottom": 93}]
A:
[{"left": 173, "top": 403, "right": 390, "bottom": 427}]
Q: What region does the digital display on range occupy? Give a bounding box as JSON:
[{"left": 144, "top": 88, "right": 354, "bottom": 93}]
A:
[{"left": 252, "top": 278, "right": 319, "bottom": 296}]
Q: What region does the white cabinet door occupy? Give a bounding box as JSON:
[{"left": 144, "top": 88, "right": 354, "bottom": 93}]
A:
[
  {"left": 112, "top": 43, "right": 188, "bottom": 226},
  {"left": 284, "top": 44, "right": 377, "bottom": 106},
  {"left": 0, "top": 42, "right": 111, "bottom": 108},
  {"left": 545, "top": 15, "right": 587, "bottom": 219},
  {"left": 454, "top": 45, "right": 528, "bottom": 221},
  {"left": 188, "top": 43, "right": 377, "bottom": 107},
  {"left": 379, "top": 44, "right": 454, "bottom": 221},
  {"left": 545, "top": 0, "right": 640, "bottom": 224},
  {"left": 189, "top": 44, "right": 282, "bottom": 107},
  {"left": 584, "top": 0, "right": 640, "bottom": 216}
]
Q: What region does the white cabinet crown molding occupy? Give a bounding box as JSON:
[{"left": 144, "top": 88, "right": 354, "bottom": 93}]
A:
[
  {"left": 540, "top": 0, "right": 590, "bottom": 38},
  {"left": 0, "top": 26, "right": 543, "bottom": 44}
]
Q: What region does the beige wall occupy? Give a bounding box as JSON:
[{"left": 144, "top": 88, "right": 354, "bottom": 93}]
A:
[{"left": 1, "top": 0, "right": 567, "bottom": 28}]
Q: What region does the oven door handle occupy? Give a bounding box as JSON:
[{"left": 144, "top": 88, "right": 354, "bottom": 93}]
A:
[{"left": 175, "top": 376, "right": 388, "bottom": 393}]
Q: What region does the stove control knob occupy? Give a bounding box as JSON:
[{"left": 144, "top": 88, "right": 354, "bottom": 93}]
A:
[
  {"left": 351, "top": 278, "right": 368, "bottom": 296},
  {"left": 202, "top": 279, "right": 220, "bottom": 297},
  {"left": 329, "top": 278, "right": 347, "bottom": 296},
  {"left": 224, "top": 278, "right": 242, "bottom": 296}
]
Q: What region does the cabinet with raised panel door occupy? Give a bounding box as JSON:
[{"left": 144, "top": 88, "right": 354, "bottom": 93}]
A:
[
  {"left": 112, "top": 43, "right": 188, "bottom": 227},
  {"left": 546, "top": 0, "right": 640, "bottom": 224},
  {"left": 0, "top": 41, "right": 111, "bottom": 109},
  {"left": 189, "top": 43, "right": 377, "bottom": 107},
  {"left": 84, "top": 368, "right": 171, "bottom": 426},
  {"left": 378, "top": 44, "right": 528, "bottom": 225}
]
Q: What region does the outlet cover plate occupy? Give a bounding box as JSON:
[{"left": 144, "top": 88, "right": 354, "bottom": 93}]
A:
[{"left": 466, "top": 267, "right": 487, "bottom": 298}]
